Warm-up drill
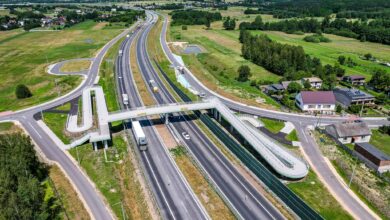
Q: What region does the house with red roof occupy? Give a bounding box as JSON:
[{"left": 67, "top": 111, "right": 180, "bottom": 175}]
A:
[{"left": 295, "top": 91, "right": 336, "bottom": 114}]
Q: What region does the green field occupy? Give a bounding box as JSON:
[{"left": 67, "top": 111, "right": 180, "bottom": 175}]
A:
[
  {"left": 168, "top": 7, "right": 389, "bottom": 109},
  {"left": 42, "top": 103, "right": 71, "bottom": 144},
  {"left": 260, "top": 118, "right": 284, "bottom": 133},
  {"left": 288, "top": 170, "right": 353, "bottom": 220},
  {"left": 370, "top": 130, "right": 390, "bottom": 156},
  {"left": 0, "top": 20, "right": 125, "bottom": 112}
]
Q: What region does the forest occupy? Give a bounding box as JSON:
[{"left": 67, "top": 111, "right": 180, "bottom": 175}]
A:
[
  {"left": 170, "top": 10, "right": 222, "bottom": 26},
  {"left": 0, "top": 133, "right": 60, "bottom": 219}
]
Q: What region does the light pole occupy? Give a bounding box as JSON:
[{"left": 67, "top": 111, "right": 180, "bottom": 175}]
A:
[
  {"left": 113, "top": 201, "right": 126, "bottom": 220},
  {"left": 348, "top": 158, "right": 358, "bottom": 188}
]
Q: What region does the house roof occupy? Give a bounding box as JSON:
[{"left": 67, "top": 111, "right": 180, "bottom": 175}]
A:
[
  {"left": 299, "top": 91, "right": 336, "bottom": 104},
  {"left": 331, "top": 121, "right": 371, "bottom": 138},
  {"left": 271, "top": 84, "right": 284, "bottom": 90},
  {"left": 303, "top": 77, "right": 322, "bottom": 83},
  {"left": 346, "top": 75, "right": 365, "bottom": 80},
  {"left": 355, "top": 142, "right": 390, "bottom": 161},
  {"left": 333, "top": 88, "right": 374, "bottom": 105}
]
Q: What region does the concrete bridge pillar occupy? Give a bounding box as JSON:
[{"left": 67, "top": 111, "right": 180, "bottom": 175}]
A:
[
  {"left": 218, "top": 112, "right": 222, "bottom": 122},
  {"left": 93, "top": 142, "right": 97, "bottom": 151},
  {"left": 230, "top": 125, "right": 234, "bottom": 133},
  {"left": 165, "top": 113, "right": 169, "bottom": 125},
  {"left": 104, "top": 140, "right": 108, "bottom": 149},
  {"left": 213, "top": 109, "right": 218, "bottom": 120}
]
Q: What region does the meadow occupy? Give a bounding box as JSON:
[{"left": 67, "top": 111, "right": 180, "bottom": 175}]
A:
[{"left": 0, "top": 20, "right": 125, "bottom": 111}]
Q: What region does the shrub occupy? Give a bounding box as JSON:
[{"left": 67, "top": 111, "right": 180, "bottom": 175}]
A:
[
  {"left": 303, "top": 34, "right": 331, "bottom": 43},
  {"left": 181, "top": 25, "right": 187, "bottom": 30},
  {"left": 237, "top": 65, "right": 251, "bottom": 82},
  {"left": 15, "top": 84, "right": 32, "bottom": 99}
]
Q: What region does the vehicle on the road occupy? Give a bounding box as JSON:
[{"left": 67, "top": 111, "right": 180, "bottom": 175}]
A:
[
  {"left": 126, "top": 34, "right": 130, "bottom": 38},
  {"left": 132, "top": 120, "right": 147, "bottom": 150},
  {"left": 119, "top": 50, "right": 123, "bottom": 56},
  {"left": 122, "top": 94, "right": 129, "bottom": 105},
  {"left": 149, "top": 80, "right": 158, "bottom": 93},
  {"left": 198, "top": 92, "right": 206, "bottom": 98},
  {"left": 182, "top": 132, "right": 190, "bottom": 140}
]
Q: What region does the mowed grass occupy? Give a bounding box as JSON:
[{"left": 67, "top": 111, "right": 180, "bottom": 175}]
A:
[
  {"left": 370, "top": 130, "right": 390, "bottom": 156},
  {"left": 260, "top": 118, "right": 284, "bottom": 133},
  {"left": 43, "top": 103, "right": 71, "bottom": 144},
  {"left": 211, "top": 23, "right": 389, "bottom": 80},
  {"left": 0, "top": 20, "right": 124, "bottom": 112},
  {"left": 288, "top": 170, "right": 353, "bottom": 220},
  {"left": 60, "top": 60, "right": 91, "bottom": 72}
]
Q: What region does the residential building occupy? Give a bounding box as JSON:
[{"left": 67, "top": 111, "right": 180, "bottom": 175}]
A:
[
  {"left": 281, "top": 80, "right": 301, "bottom": 90},
  {"left": 354, "top": 142, "right": 390, "bottom": 173},
  {"left": 302, "top": 77, "right": 322, "bottom": 89},
  {"left": 342, "top": 75, "right": 366, "bottom": 86},
  {"left": 325, "top": 120, "right": 371, "bottom": 144},
  {"left": 295, "top": 91, "right": 336, "bottom": 114},
  {"left": 333, "top": 88, "right": 375, "bottom": 108},
  {"left": 264, "top": 83, "right": 285, "bottom": 94}
]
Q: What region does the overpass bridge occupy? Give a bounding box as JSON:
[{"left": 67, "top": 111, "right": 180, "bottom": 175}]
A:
[{"left": 66, "top": 85, "right": 309, "bottom": 179}]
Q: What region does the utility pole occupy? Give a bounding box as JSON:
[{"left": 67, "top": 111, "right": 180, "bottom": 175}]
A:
[{"left": 349, "top": 158, "right": 358, "bottom": 188}]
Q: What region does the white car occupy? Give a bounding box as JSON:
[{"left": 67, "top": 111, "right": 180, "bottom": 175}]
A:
[{"left": 182, "top": 132, "right": 190, "bottom": 140}]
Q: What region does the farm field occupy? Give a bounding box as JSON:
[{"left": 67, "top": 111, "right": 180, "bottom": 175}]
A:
[
  {"left": 0, "top": 20, "right": 126, "bottom": 112},
  {"left": 169, "top": 21, "right": 281, "bottom": 109},
  {"left": 168, "top": 7, "right": 389, "bottom": 106}
]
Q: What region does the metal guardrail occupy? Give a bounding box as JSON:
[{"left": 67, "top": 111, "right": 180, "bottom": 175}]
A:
[{"left": 154, "top": 60, "right": 323, "bottom": 220}]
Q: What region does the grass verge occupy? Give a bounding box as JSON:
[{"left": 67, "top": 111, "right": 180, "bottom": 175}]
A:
[
  {"left": 43, "top": 103, "right": 71, "bottom": 144},
  {"left": 260, "top": 118, "right": 284, "bottom": 134},
  {"left": 286, "top": 130, "right": 299, "bottom": 142},
  {"left": 68, "top": 134, "right": 152, "bottom": 219},
  {"left": 49, "top": 165, "right": 89, "bottom": 219},
  {"left": 287, "top": 170, "right": 353, "bottom": 220}
]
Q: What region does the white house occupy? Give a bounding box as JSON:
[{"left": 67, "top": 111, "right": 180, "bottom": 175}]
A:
[
  {"left": 302, "top": 77, "right": 322, "bottom": 89},
  {"left": 325, "top": 120, "right": 371, "bottom": 144},
  {"left": 295, "top": 91, "right": 336, "bottom": 114}
]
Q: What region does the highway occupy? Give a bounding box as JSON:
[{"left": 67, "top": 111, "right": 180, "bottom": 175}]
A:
[
  {"left": 159, "top": 15, "right": 386, "bottom": 220},
  {"left": 115, "top": 18, "right": 209, "bottom": 220},
  {"left": 136, "top": 11, "right": 285, "bottom": 220}
]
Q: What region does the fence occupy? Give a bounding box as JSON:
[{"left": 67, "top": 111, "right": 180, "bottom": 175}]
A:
[{"left": 155, "top": 60, "right": 323, "bottom": 220}]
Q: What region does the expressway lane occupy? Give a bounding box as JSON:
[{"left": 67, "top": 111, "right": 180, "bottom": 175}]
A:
[
  {"left": 158, "top": 15, "right": 383, "bottom": 220},
  {"left": 137, "top": 11, "right": 285, "bottom": 220},
  {"left": 115, "top": 18, "right": 209, "bottom": 220}
]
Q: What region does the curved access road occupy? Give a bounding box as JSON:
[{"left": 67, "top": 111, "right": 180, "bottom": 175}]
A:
[{"left": 0, "top": 22, "right": 141, "bottom": 220}]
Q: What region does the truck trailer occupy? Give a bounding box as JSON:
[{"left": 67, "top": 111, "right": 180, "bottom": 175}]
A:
[{"left": 132, "top": 120, "right": 147, "bottom": 150}]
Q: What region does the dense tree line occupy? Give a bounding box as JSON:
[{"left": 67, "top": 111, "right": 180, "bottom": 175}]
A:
[
  {"left": 240, "top": 30, "right": 345, "bottom": 89},
  {"left": 257, "top": 0, "right": 390, "bottom": 18},
  {"left": 336, "top": 10, "right": 390, "bottom": 20},
  {"left": 0, "top": 133, "right": 60, "bottom": 219},
  {"left": 170, "top": 10, "right": 222, "bottom": 26},
  {"left": 244, "top": 8, "right": 261, "bottom": 15},
  {"left": 99, "top": 10, "right": 144, "bottom": 24},
  {"left": 155, "top": 3, "right": 184, "bottom": 10},
  {"left": 242, "top": 15, "right": 390, "bottom": 45}
]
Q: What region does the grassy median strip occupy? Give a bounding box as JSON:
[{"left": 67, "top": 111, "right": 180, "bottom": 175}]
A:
[
  {"left": 69, "top": 134, "right": 152, "bottom": 219},
  {"left": 145, "top": 16, "right": 236, "bottom": 218},
  {"left": 260, "top": 118, "right": 284, "bottom": 134},
  {"left": 170, "top": 146, "right": 235, "bottom": 219}
]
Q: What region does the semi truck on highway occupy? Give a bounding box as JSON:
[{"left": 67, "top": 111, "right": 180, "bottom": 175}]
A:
[
  {"left": 149, "top": 80, "right": 158, "bottom": 93},
  {"left": 122, "top": 94, "right": 129, "bottom": 105},
  {"left": 132, "top": 120, "right": 147, "bottom": 151}
]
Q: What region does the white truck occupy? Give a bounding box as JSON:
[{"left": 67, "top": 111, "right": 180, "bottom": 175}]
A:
[
  {"left": 122, "top": 94, "right": 129, "bottom": 105},
  {"left": 132, "top": 120, "right": 147, "bottom": 150}
]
